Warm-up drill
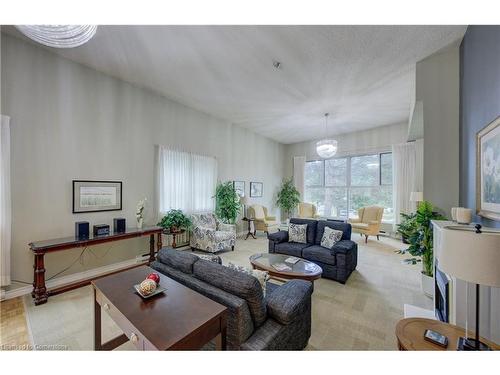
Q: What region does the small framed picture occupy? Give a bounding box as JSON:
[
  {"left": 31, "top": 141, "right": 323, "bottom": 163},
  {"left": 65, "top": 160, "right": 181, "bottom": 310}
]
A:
[
  {"left": 250, "top": 182, "right": 263, "bottom": 198},
  {"left": 233, "top": 181, "right": 245, "bottom": 197},
  {"left": 73, "top": 180, "right": 122, "bottom": 213}
]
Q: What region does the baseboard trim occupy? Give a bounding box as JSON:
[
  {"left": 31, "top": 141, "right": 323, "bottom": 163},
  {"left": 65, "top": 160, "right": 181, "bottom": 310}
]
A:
[{"left": 2, "top": 257, "right": 145, "bottom": 301}]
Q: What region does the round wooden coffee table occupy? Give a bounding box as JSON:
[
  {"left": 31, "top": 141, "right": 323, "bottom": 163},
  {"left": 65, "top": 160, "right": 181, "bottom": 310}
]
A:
[
  {"left": 395, "top": 318, "right": 500, "bottom": 351},
  {"left": 249, "top": 253, "right": 322, "bottom": 284}
]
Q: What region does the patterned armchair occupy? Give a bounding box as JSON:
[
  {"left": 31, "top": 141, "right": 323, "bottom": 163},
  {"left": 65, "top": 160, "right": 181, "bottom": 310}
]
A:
[
  {"left": 298, "top": 202, "right": 321, "bottom": 219},
  {"left": 247, "top": 204, "right": 279, "bottom": 234},
  {"left": 348, "top": 206, "right": 384, "bottom": 243},
  {"left": 190, "top": 213, "right": 236, "bottom": 253}
]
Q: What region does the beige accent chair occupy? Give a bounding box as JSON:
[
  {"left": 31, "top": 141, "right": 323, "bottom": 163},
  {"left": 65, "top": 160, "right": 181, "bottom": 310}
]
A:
[
  {"left": 248, "top": 204, "right": 279, "bottom": 235},
  {"left": 298, "top": 202, "right": 321, "bottom": 219},
  {"left": 349, "top": 206, "right": 384, "bottom": 243}
]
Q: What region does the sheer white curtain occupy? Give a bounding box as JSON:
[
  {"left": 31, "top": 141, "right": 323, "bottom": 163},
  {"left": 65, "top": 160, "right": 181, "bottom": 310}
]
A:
[
  {"left": 1, "top": 115, "right": 11, "bottom": 287},
  {"left": 392, "top": 142, "right": 417, "bottom": 225},
  {"left": 293, "top": 156, "right": 306, "bottom": 200},
  {"left": 157, "top": 146, "right": 217, "bottom": 216}
]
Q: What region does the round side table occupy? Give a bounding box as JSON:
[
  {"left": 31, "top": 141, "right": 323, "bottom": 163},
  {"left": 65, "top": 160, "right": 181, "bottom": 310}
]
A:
[{"left": 395, "top": 318, "right": 499, "bottom": 351}]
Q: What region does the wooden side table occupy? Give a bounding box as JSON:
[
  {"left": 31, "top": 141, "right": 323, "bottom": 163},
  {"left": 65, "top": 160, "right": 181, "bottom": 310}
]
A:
[
  {"left": 395, "top": 318, "right": 499, "bottom": 350},
  {"left": 242, "top": 217, "right": 256, "bottom": 240},
  {"left": 163, "top": 229, "right": 186, "bottom": 248}
]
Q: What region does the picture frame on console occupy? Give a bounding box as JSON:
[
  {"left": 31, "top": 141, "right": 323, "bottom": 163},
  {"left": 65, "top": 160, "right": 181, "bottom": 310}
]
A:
[
  {"left": 73, "top": 180, "right": 123, "bottom": 213},
  {"left": 250, "top": 181, "right": 263, "bottom": 197},
  {"left": 476, "top": 116, "right": 500, "bottom": 221}
]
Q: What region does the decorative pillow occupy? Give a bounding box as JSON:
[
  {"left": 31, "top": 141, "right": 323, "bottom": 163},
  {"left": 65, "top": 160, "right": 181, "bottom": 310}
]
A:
[
  {"left": 321, "top": 226, "right": 343, "bottom": 249},
  {"left": 289, "top": 223, "right": 307, "bottom": 244},
  {"left": 227, "top": 262, "right": 270, "bottom": 296}
]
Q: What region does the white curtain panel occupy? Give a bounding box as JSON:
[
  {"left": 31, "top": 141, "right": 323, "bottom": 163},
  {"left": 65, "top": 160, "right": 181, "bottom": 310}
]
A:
[
  {"left": 0, "top": 115, "right": 11, "bottom": 287},
  {"left": 392, "top": 142, "right": 417, "bottom": 225},
  {"left": 157, "top": 146, "right": 217, "bottom": 217},
  {"left": 293, "top": 156, "right": 306, "bottom": 200}
]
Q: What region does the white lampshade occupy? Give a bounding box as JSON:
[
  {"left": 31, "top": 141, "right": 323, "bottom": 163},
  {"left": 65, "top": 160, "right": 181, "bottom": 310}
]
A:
[
  {"left": 15, "top": 25, "right": 97, "bottom": 48},
  {"left": 437, "top": 225, "right": 500, "bottom": 287},
  {"left": 316, "top": 139, "right": 338, "bottom": 158},
  {"left": 410, "top": 191, "right": 424, "bottom": 202}
]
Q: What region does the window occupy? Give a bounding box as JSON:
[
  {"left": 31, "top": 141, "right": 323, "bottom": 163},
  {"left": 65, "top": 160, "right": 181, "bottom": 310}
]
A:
[
  {"left": 157, "top": 146, "right": 217, "bottom": 214},
  {"left": 304, "top": 153, "right": 394, "bottom": 222}
]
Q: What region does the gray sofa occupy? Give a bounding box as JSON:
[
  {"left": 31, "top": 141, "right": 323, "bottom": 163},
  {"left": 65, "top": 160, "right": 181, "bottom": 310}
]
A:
[
  {"left": 151, "top": 248, "right": 313, "bottom": 350},
  {"left": 268, "top": 218, "right": 358, "bottom": 284}
]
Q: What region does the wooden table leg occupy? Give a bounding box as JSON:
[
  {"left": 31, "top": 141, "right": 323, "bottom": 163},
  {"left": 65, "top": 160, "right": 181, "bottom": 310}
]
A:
[
  {"left": 148, "top": 234, "right": 155, "bottom": 263},
  {"left": 33, "top": 252, "right": 48, "bottom": 305},
  {"left": 157, "top": 232, "right": 163, "bottom": 251},
  {"left": 94, "top": 288, "right": 102, "bottom": 350}
]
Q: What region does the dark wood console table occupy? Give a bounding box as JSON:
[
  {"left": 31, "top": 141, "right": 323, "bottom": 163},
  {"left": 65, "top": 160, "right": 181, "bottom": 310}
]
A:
[{"left": 29, "top": 226, "right": 163, "bottom": 305}]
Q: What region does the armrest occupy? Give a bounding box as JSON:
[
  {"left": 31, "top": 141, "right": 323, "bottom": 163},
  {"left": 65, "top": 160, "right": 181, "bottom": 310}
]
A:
[
  {"left": 331, "top": 240, "right": 357, "bottom": 254},
  {"left": 349, "top": 218, "right": 361, "bottom": 223},
  {"left": 266, "top": 280, "right": 313, "bottom": 325},
  {"left": 267, "top": 230, "right": 288, "bottom": 243},
  {"left": 368, "top": 220, "right": 381, "bottom": 225},
  {"left": 218, "top": 223, "right": 236, "bottom": 233},
  {"left": 266, "top": 216, "right": 277, "bottom": 221}
]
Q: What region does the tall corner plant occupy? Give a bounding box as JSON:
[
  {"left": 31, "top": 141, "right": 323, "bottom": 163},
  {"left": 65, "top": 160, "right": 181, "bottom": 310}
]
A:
[
  {"left": 214, "top": 181, "right": 241, "bottom": 224},
  {"left": 276, "top": 178, "right": 301, "bottom": 219},
  {"left": 396, "top": 201, "right": 446, "bottom": 277}
]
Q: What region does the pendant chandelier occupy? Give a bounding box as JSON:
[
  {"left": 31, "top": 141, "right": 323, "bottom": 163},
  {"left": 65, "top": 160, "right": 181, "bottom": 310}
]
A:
[
  {"left": 15, "top": 25, "right": 97, "bottom": 48},
  {"left": 316, "top": 113, "right": 338, "bottom": 158}
]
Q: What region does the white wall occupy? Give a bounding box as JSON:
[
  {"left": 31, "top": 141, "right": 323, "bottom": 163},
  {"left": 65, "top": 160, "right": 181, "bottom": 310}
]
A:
[
  {"left": 416, "top": 44, "right": 460, "bottom": 216},
  {"left": 1, "top": 34, "right": 285, "bottom": 288}
]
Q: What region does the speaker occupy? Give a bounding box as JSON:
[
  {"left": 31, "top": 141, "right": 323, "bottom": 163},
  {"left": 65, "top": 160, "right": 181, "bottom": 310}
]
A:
[
  {"left": 75, "top": 221, "right": 90, "bottom": 239},
  {"left": 113, "top": 218, "right": 126, "bottom": 233}
]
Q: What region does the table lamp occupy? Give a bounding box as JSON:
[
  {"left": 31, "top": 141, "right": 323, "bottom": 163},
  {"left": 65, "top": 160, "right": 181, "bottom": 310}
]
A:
[
  {"left": 410, "top": 191, "right": 424, "bottom": 209},
  {"left": 438, "top": 224, "right": 500, "bottom": 350},
  {"left": 240, "top": 195, "right": 249, "bottom": 219}
]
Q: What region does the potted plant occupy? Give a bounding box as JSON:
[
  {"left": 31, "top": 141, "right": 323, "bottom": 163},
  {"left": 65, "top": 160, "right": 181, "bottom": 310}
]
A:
[
  {"left": 158, "top": 209, "right": 192, "bottom": 233},
  {"left": 396, "top": 201, "right": 446, "bottom": 297},
  {"left": 214, "top": 181, "right": 241, "bottom": 224},
  {"left": 397, "top": 212, "right": 417, "bottom": 244},
  {"left": 276, "top": 178, "right": 301, "bottom": 222}
]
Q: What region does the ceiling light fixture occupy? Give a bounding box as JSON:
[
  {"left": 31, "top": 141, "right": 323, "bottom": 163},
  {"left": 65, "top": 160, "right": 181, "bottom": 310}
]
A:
[
  {"left": 273, "top": 61, "right": 282, "bottom": 69},
  {"left": 15, "top": 25, "right": 97, "bottom": 48},
  {"left": 316, "top": 113, "right": 338, "bottom": 159}
]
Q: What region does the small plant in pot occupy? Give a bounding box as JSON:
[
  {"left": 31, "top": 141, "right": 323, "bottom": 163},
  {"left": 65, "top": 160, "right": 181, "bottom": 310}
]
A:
[
  {"left": 214, "top": 181, "right": 241, "bottom": 224},
  {"left": 158, "top": 209, "right": 192, "bottom": 233},
  {"left": 276, "top": 178, "right": 301, "bottom": 222},
  {"left": 396, "top": 201, "right": 446, "bottom": 297},
  {"left": 397, "top": 212, "right": 417, "bottom": 244}
]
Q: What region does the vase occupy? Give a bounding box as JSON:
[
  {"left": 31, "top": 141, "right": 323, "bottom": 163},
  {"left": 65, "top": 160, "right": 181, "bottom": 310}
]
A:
[
  {"left": 137, "top": 217, "right": 143, "bottom": 229},
  {"left": 421, "top": 272, "right": 434, "bottom": 298}
]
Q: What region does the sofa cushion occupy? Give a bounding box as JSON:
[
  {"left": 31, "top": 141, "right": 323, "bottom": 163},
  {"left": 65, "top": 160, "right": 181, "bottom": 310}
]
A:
[
  {"left": 156, "top": 247, "right": 199, "bottom": 274},
  {"left": 193, "top": 259, "right": 267, "bottom": 327},
  {"left": 289, "top": 223, "right": 307, "bottom": 244},
  {"left": 274, "top": 242, "right": 309, "bottom": 257},
  {"left": 289, "top": 218, "right": 317, "bottom": 244},
  {"left": 227, "top": 262, "right": 270, "bottom": 296},
  {"left": 315, "top": 220, "right": 352, "bottom": 244},
  {"left": 320, "top": 227, "right": 343, "bottom": 249},
  {"left": 302, "top": 245, "right": 336, "bottom": 266}
]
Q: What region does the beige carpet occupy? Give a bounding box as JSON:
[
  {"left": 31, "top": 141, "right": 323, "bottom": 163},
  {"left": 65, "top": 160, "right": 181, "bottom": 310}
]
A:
[{"left": 24, "top": 234, "right": 432, "bottom": 350}]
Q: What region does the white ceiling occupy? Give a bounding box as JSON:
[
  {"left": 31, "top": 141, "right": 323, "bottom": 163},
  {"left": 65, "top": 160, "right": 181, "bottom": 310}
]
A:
[{"left": 5, "top": 25, "right": 466, "bottom": 144}]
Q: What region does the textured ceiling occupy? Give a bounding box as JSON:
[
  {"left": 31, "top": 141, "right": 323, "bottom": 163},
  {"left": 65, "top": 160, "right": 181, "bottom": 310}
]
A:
[{"left": 4, "top": 25, "right": 466, "bottom": 144}]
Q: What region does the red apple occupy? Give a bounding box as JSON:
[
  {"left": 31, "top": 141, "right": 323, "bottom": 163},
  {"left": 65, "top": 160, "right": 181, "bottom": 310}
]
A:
[{"left": 147, "top": 272, "right": 160, "bottom": 284}]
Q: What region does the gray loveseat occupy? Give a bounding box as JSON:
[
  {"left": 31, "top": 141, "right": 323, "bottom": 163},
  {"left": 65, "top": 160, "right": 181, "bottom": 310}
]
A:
[
  {"left": 151, "top": 248, "right": 313, "bottom": 350},
  {"left": 268, "top": 218, "right": 358, "bottom": 283}
]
